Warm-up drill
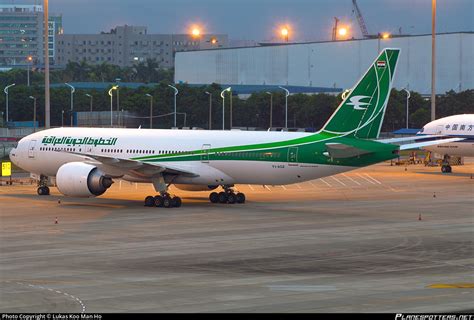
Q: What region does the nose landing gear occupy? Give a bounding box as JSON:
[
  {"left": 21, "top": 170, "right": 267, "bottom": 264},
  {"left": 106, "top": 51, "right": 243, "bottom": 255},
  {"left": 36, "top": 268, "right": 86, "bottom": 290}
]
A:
[
  {"left": 37, "top": 175, "right": 50, "bottom": 196},
  {"left": 441, "top": 154, "right": 452, "bottom": 173}
]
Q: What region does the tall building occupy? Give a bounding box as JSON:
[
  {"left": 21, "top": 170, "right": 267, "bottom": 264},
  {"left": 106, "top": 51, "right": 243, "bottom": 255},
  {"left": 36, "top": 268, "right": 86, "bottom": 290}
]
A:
[
  {"left": 56, "top": 25, "right": 228, "bottom": 69},
  {"left": 0, "top": 4, "right": 63, "bottom": 67}
]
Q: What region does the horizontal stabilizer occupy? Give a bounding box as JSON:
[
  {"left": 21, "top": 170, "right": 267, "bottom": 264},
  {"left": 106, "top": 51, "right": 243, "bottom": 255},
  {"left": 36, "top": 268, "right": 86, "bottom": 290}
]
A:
[
  {"left": 399, "top": 138, "right": 465, "bottom": 151},
  {"left": 377, "top": 134, "right": 442, "bottom": 144},
  {"left": 324, "top": 143, "right": 373, "bottom": 159}
]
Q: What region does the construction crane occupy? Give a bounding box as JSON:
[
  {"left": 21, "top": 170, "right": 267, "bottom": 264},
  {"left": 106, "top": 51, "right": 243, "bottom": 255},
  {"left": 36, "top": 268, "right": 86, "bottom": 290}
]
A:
[{"left": 352, "top": 0, "right": 369, "bottom": 38}]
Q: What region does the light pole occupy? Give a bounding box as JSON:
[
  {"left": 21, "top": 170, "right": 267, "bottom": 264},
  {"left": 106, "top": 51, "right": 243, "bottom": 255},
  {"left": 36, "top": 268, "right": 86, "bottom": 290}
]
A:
[
  {"left": 61, "top": 110, "right": 64, "bottom": 127},
  {"left": 108, "top": 85, "right": 118, "bottom": 127},
  {"left": 431, "top": 0, "right": 436, "bottom": 121},
  {"left": 4, "top": 83, "right": 15, "bottom": 124},
  {"left": 278, "top": 86, "right": 289, "bottom": 130},
  {"left": 65, "top": 83, "right": 75, "bottom": 127},
  {"left": 220, "top": 87, "right": 231, "bottom": 130},
  {"left": 168, "top": 84, "right": 178, "bottom": 127},
  {"left": 205, "top": 91, "right": 212, "bottom": 130},
  {"left": 115, "top": 79, "right": 121, "bottom": 107},
  {"left": 115, "top": 78, "right": 121, "bottom": 125},
  {"left": 145, "top": 93, "right": 153, "bottom": 129},
  {"left": 402, "top": 88, "right": 411, "bottom": 129},
  {"left": 229, "top": 88, "right": 233, "bottom": 129},
  {"left": 85, "top": 93, "right": 93, "bottom": 127},
  {"left": 266, "top": 91, "right": 273, "bottom": 130},
  {"left": 28, "top": 96, "right": 37, "bottom": 132},
  {"left": 44, "top": 0, "right": 50, "bottom": 128},
  {"left": 27, "top": 56, "right": 33, "bottom": 87}
]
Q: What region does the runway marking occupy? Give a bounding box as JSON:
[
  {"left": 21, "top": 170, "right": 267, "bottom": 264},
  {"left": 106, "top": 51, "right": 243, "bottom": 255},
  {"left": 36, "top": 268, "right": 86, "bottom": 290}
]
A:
[
  {"left": 357, "top": 173, "right": 376, "bottom": 185},
  {"left": 280, "top": 185, "right": 287, "bottom": 190},
  {"left": 268, "top": 285, "right": 337, "bottom": 292},
  {"left": 342, "top": 173, "right": 361, "bottom": 186},
  {"left": 3, "top": 280, "right": 86, "bottom": 313},
  {"left": 247, "top": 184, "right": 255, "bottom": 191},
  {"left": 263, "top": 185, "right": 271, "bottom": 191},
  {"left": 319, "top": 178, "right": 332, "bottom": 187},
  {"left": 295, "top": 183, "right": 302, "bottom": 189},
  {"left": 428, "top": 283, "right": 474, "bottom": 289},
  {"left": 364, "top": 173, "right": 382, "bottom": 185},
  {"left": 331, "top": 176, "right": 346, "bottom": 186},
  {"left": 308, "top": 181, "right": 317, "bottom": 188}
]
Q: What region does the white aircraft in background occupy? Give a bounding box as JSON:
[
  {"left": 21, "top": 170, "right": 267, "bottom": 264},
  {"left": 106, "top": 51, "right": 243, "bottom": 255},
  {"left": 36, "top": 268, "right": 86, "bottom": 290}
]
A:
[
  {"left": 417, "top": 114, "right": 474, "bottom": 172},
  {"left": 8, "top": 49, "right": 462, "bottom": 208}
]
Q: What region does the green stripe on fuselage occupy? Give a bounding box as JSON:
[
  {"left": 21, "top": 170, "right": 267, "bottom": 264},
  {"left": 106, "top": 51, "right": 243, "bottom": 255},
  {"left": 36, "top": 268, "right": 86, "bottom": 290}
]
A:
[{"left": 132, "top": 132, "right": 399, "bottom": 168}]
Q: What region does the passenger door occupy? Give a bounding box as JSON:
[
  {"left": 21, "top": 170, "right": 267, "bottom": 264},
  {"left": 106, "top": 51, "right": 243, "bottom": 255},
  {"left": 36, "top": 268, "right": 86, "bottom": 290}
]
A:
[
  {"left": 28, "top": 140, "right": 37, "bottom": 159},
  {"left": 435, "top": 125, "right": 444, "bottom": 135},
  {"left": 287, "top": 147, "right": 298, "bottom": 166},
  {"left": 201, "top": 144, "right": 211, "bottom": 163}
]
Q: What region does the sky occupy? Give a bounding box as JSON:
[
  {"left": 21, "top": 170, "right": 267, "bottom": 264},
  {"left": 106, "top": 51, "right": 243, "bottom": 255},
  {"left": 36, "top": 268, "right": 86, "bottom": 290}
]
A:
[{"left": 12, "top": 0, "right": 474, "bottom": 41}]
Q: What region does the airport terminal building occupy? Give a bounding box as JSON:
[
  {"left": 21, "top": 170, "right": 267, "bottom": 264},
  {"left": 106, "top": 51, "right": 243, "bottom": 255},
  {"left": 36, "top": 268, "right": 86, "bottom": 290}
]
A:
[
  {"left": 175, "top": 32, "right": 473, "bottom": 95},
  {"left": 56, "top": 25, "right": 228, "bottom": 69}
]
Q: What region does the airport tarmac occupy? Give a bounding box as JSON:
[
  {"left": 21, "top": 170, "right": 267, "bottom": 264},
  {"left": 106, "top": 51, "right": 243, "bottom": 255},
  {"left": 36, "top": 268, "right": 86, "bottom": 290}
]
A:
[{"left": 0, "top": 162, "right": 473, "bottom": 313}]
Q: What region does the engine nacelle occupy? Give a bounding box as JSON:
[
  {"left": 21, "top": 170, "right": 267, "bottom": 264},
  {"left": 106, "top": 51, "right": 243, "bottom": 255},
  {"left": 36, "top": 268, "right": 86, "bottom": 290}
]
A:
[
  {"left": 174, "top": 184, "right": 218, "bottom": 192},
  {"left": 56, "top": 162, "right": 113, "bottom": 197}
]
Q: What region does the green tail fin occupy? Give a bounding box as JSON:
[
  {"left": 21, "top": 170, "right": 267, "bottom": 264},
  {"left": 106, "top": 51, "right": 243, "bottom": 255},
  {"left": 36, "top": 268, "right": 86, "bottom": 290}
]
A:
[{"left": 321, "top": 48, "right": 400, "bottom": 139}]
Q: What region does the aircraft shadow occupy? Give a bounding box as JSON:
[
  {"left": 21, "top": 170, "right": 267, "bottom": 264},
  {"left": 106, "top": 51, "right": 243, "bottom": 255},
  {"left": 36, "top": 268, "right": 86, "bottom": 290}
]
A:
[{"left": 415, "top": 171, "right": 474, "bottom": 178}]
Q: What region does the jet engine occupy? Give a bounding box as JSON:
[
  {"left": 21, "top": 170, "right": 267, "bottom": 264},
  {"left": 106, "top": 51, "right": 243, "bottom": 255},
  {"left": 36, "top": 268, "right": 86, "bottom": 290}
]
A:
[
  {"left": 174, "top": 184, "right": 218, "bottom": 192},
  {"left": 56, "top": 162, "right": 113, "bottom": 197}
]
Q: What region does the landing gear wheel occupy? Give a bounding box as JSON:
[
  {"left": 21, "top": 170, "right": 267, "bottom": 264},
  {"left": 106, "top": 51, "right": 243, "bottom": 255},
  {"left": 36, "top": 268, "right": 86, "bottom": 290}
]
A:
[
  {"left": 144, "top": 196, "right": 154, "bottom": 207},
  {"left": 154, "top": 195, "right": 164, "bottom": 207},
  {"left": 236, "top": 192, "right": 246, "bottom": 204},
  {"left": 227, "top": 193, "right": 236, "bottom": 204},
  {"left": 37, "top": 186, "right": 50, "bottom": 196},
  {"left": 209, "top": 192, "right": 219, "bottom": 203},
  {"left": 441, "top": 165, "right": 452, "bottom": 173},
  {"left": 218, "top": 192, "right": 228, "bottom": 204},
  {"left": 163, "top": 196, "right": 172, "bottom": 208},
  {"left": 172, "top": 196, "right": 182, "bottom": 208}
]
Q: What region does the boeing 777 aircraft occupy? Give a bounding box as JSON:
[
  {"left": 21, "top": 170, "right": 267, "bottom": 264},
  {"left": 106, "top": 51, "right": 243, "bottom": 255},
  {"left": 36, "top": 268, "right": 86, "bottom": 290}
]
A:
[{"left": 9, "top": 48, "right": 462, "bottom": 208}]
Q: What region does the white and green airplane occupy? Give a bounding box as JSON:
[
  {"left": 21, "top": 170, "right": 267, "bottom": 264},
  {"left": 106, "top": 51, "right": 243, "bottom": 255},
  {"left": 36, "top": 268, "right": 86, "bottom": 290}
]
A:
[{"left": 9, "top": 48, "right": 461, "bottom": 208}]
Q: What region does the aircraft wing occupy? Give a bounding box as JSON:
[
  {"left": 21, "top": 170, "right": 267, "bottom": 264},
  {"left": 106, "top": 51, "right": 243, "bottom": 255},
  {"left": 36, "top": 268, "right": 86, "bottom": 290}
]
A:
[
  {"left": 398, "top": 137, "right": 465, "bottom": 151},
  {"left": 324, "top": 143, "right": 373, "bottom": 159},
  {"left": 60, "top": 151, "right": 199, "bottom": 178}
]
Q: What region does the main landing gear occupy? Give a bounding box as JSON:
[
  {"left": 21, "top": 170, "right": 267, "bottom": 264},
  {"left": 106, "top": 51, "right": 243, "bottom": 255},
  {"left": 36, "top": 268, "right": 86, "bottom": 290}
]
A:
[
  {"left": 37, "top": 174, "right": 50, "bottom": 196},
  {"left": 441, "top": 154, "right": 452, "bottom": 173},
  {"left": 209, "top": 186, "right": 246, "bottom": 204},
  {"left": 145, "top": 175, "right": 181, "bottom": 208},
  {"left": 144, "top": 193, "right": 182, "bottom": 208}
]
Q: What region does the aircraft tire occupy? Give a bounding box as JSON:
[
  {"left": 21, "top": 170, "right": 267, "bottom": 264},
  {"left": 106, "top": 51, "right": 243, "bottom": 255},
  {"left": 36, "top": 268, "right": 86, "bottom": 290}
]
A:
[
  {"left": 37, "top": 186, "right": 50, "bottom": 196},
  {"left": 154, "top": 195, "right": 164, "bottom": 207},
  {"left": 144, "top": 196, "right": 154, "bottom": 207},
  {"left": 236, "top": 193, "right": 246, "bottom": 204},
  {"left": 218, "top": 192, "right": 228, "bottom": 204},
  {"left": 227, "top": 193, "right": 236, "bottom": 204},
  {"left": 172, "top": 196, "right": 182, "bottom": 208},
  {"left": 163, "top": 196, "right": 172, "bottom": 208},
  {"left": 209, "top": 192, "right": 219, "bottom": 203}
]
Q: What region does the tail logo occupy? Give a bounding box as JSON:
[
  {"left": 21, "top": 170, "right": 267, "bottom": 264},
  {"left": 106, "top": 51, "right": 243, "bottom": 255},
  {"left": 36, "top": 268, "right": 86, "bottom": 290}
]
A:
[{"left": 346, "top": 95, "right": 372, "bottom": 110}]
